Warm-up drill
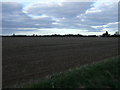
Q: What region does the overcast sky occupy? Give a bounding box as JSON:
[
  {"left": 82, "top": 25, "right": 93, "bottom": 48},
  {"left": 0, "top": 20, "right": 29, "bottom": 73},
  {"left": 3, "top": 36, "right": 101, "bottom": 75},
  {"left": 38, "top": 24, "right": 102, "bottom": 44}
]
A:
[{"left": 1, "top": 0, "right": 119, "bottom": 35}]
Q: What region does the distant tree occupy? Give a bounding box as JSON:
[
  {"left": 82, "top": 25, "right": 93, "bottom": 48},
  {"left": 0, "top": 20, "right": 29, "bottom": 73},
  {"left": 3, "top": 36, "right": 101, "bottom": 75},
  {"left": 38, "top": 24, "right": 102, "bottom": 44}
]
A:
[
  {"left": 33, "top": 34, "right": 35, "bottom": 36},
  {"left": 114, "top": 31, "right": 119, "bottom": 36},
  {"left": 13, "top": 33, "right": 15, "bottom": 36},
  {"left": 102, "top": 31, "right": 110, "bottom": 37},
  {"left": 106, "top": 31, "right": 108, "bottom": 35}
]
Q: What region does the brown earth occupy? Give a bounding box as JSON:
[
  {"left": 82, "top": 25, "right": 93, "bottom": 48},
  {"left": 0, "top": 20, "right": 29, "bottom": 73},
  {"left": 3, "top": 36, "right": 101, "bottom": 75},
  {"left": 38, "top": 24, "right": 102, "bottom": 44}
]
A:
[{"left": 2, "top": 37, "right": 119, "bottom": 88}]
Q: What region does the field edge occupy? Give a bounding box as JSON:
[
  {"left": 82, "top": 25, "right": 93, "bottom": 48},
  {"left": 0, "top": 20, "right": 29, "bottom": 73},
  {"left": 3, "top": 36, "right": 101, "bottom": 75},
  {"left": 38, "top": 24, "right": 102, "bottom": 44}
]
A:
[{"left": 14, "top": 56, "right": 120, "bottom": 88}]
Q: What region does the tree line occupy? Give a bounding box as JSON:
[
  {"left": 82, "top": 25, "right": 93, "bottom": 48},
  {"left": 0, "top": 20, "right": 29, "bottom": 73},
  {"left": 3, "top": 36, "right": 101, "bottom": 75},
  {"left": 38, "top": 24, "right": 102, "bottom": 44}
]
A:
[{"left": 2, "top": 31, "right": 120, "bottom": 37}]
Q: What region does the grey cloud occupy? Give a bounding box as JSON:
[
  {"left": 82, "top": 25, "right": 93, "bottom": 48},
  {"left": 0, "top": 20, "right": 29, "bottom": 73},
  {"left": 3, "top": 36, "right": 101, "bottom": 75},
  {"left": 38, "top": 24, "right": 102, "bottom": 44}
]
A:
[
  {"left": 2, "top": 2, "right": 93, "bottom": 34},
  {"left": 2, "top": 2, "right": 23, "bottom": 14},
  {"left": 78, "top": 1, "right": 118, "bottom": 26},
  {"left": 2, "top": 2, "right": 56, "bottom": 34},
  {"left": 24, "top": 2, "right": 93, "bottom": 18},
  {"left": 2, "top": 1, "right": 118, "bottom": 35}
]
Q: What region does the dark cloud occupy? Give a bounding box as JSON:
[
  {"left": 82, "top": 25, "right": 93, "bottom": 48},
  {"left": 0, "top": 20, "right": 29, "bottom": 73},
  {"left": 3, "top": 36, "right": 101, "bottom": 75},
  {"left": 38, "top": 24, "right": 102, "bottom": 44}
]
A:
[
  {"left": 24, "top": 2, "right": 93, "bottom": 18},
  {"left": 2, "top": 2, "right": 56, "bottom": 34},
  {"left": 2, "top": 1, "right": 118, "bottom": 35}
]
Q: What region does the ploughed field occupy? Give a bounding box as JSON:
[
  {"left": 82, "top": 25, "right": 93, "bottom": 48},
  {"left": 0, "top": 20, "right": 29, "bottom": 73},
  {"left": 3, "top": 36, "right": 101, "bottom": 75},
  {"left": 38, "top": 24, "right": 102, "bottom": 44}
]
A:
[{"left": 2, "top": 37, "right": 118, "bottom": 87}]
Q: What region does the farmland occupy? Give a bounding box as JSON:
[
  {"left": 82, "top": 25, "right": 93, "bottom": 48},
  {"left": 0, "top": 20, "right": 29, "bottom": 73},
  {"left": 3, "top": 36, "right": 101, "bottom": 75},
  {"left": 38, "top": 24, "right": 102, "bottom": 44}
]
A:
[{"left": 2, "top": 37, "right": 118, "bottom": 88}]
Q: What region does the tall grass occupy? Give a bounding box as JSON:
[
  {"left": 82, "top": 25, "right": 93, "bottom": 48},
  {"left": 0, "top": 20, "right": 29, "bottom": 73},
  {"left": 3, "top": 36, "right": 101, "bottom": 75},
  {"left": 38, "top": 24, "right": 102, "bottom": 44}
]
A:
[{"left": 21, "top": 56, "right": 119, "bottom": 88}]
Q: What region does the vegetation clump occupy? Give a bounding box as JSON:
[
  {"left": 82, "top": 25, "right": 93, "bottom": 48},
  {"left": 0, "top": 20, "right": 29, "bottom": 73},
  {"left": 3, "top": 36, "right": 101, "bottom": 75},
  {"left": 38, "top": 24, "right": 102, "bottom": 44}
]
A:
[{"left": 21, "top": 56, "right": 119, "bottom": 88}]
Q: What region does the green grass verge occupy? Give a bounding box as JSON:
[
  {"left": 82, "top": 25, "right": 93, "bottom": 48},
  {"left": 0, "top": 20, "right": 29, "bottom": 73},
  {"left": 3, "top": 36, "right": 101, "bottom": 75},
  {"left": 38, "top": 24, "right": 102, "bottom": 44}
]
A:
[{"left": 21, "top": 56, "right": 120, "bottom": 88}]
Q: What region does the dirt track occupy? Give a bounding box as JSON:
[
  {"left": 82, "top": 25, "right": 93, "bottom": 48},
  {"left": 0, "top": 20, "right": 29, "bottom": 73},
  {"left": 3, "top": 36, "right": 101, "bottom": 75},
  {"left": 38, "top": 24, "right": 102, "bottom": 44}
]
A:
[{"left": 2, "top": 37, "right": 118, "bottom": 87}]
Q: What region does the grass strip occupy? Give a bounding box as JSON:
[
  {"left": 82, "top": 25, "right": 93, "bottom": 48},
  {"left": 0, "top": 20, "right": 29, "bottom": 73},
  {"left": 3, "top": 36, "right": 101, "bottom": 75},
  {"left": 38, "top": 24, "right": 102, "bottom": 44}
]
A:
[{"left": 21, "top": 56, "right": 120, "bottom": 88}]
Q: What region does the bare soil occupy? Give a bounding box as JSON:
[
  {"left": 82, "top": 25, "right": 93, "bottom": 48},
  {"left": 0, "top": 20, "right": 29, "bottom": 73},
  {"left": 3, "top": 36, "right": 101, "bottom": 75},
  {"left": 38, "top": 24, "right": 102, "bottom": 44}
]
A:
[{"left": 2, "top": 37, "right": 119, "bottom": 87}]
